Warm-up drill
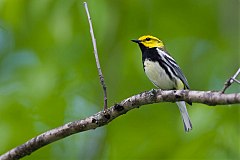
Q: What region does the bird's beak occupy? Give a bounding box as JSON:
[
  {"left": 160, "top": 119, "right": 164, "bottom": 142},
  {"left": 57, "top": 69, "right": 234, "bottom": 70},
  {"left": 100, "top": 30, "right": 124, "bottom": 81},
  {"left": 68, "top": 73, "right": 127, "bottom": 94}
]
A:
[{"left": 131, "top": 39, "right": 141, "bottom": 43}]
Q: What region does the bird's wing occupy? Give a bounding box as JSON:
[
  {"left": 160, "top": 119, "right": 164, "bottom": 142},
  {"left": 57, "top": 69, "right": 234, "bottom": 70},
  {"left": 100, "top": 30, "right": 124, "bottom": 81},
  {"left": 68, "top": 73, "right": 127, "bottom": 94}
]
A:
[
  {"left": 172, "top": 64, "right": 190, "bottom": 89},
  {"left": 157, "top": 48, "right": 190, "bottom": 89}
]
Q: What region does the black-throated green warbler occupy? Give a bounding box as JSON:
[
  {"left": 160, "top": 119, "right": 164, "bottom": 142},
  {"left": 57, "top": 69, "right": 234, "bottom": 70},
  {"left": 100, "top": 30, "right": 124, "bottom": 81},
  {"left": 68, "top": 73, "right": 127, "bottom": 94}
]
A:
[{"left": 132, "top": 35, "right": 192, "bottom": 132}]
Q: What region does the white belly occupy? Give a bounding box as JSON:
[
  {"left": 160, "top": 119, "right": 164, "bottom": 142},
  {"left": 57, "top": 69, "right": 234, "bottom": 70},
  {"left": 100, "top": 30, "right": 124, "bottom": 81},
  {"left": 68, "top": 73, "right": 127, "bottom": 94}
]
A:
[{"left": 144, "top": 60, "right": 175, "bottom": 89}]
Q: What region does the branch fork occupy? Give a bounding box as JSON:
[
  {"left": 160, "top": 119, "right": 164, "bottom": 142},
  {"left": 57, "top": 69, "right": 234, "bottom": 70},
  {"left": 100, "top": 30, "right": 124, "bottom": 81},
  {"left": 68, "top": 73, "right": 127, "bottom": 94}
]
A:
[
  {"left": 0, "top": 2, "right": 239, "bottom": 160},
  {"left": 84, "top": 2, "right": 108, "bottom": 110},
  {"left": 221, "top": 68, "right": 240, "bottom": 93}
]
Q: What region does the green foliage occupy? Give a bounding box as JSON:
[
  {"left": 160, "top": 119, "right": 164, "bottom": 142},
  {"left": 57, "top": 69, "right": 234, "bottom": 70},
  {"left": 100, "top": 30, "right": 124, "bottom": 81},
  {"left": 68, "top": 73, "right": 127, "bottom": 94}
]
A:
[{"left": 0, "top": 0, "right": 239, "bottom": 159}]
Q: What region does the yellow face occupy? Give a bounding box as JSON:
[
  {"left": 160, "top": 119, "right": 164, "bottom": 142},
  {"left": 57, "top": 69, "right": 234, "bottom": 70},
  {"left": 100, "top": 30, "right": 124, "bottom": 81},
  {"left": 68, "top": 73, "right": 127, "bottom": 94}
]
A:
[{"left": 138, "top": 35, "right": 164, "bottom": 48}]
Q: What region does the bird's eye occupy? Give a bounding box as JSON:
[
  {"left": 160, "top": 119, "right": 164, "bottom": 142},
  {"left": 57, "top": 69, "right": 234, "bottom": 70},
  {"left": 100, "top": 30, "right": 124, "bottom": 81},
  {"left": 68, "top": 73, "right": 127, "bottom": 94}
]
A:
[{"left": 145, "top": 38, "right": 151, "bottom": 41}]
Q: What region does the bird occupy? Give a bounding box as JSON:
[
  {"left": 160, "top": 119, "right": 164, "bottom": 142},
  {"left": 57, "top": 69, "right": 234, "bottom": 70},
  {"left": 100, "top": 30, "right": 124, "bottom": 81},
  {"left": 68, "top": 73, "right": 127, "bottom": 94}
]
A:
[{"left": 131, "top": 35, "right": 192, "bottom": 132}]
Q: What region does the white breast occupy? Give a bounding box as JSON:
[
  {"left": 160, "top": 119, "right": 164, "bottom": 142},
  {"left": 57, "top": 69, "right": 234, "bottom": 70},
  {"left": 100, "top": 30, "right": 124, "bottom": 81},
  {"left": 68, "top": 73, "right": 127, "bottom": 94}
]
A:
[{"left": 144, "top": 59, "right": 175, "bottom": 89}]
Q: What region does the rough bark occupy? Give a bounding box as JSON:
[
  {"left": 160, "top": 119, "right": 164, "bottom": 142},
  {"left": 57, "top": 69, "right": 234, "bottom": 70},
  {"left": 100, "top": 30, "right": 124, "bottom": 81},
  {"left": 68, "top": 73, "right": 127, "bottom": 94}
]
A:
[{"left": 0, "top": 89, "right": 239, "bottom": 160}]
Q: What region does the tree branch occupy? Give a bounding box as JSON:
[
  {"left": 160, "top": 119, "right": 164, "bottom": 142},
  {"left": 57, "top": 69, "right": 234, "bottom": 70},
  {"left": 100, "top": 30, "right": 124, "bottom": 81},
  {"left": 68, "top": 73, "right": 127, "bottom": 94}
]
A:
[
  {"left": 1, "top": 2, "right": 239, "bottom": 160},
  {"left": 0, "top": 90, "right": 239, "bottom": 160},
  {"left": 221, "top": 68, "right": 240, "bottom": 93},
  {"left": 84, "top": 2, "right": 108, "bottom": 110}
]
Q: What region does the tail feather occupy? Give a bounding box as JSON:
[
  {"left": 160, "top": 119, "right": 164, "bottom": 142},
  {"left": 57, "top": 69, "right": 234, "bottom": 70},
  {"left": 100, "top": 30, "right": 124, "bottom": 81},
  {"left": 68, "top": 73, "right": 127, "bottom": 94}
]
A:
[{"left": 176, "top": 101, "right": 192, "bottom": 132}]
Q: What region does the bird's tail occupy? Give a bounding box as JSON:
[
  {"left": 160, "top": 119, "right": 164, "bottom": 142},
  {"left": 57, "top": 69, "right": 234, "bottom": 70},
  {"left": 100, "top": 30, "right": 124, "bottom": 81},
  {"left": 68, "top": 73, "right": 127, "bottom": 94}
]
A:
[{"left": 176, "top": 101, "right": 192, "bottom": 132}]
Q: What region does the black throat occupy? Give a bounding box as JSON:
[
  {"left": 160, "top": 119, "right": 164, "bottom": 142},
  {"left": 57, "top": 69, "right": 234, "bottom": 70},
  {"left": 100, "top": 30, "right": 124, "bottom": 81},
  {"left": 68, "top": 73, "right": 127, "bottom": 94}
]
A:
[
  {"left": 138, "top": 44, "right": 174, "bottom": 81},
  {"left": 138, "top": 43, "right": 160, "bottom": 62}
]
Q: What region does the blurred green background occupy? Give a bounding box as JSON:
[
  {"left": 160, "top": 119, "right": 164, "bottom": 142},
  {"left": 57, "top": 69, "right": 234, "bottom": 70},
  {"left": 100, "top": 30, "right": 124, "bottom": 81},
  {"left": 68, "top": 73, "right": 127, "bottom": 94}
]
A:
[{"left": 0, "top": 0, "right": 239, "bottom": 159}]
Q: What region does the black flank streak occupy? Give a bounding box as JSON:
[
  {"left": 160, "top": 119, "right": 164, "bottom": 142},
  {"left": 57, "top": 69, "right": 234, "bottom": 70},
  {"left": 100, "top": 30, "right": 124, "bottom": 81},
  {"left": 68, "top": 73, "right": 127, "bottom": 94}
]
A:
[{"left": 141, "top": 46, "right": 173, "bottom": 80}]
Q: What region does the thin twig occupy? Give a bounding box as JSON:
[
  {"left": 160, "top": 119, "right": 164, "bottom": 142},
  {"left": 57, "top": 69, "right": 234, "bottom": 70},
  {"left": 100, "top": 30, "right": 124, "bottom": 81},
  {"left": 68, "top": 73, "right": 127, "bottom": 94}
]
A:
[
  {"left": 0, "top": 90, "right": 240, "bottom": 160},
  {"left": 221, "top": 68, "right": 240, "bottom": 93},
  {"left": 83, "top": 2, "right": 108, "bottom": 110}
]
